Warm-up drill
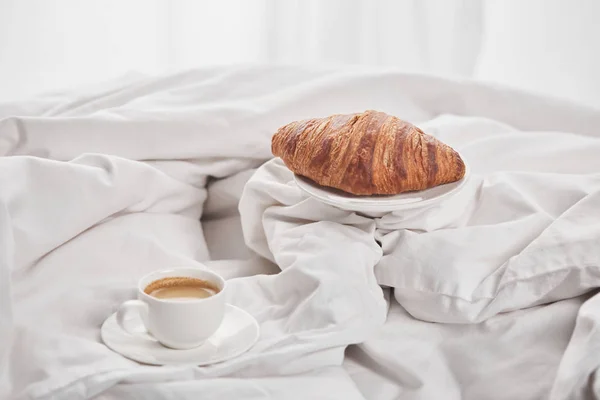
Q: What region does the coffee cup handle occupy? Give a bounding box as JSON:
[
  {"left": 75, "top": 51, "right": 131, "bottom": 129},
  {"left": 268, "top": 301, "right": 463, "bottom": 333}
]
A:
[{"left": 116, "top": 300, "right": 149, "bottom": 336}]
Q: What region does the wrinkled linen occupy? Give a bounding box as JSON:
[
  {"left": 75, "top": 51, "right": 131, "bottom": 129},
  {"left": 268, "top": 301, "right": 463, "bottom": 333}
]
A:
[
  {"left": 243, "top": 132, "right": 600, "bottom": 323},
  {"left": 1, "top": 66, "right": 600, "bottom": 400}
]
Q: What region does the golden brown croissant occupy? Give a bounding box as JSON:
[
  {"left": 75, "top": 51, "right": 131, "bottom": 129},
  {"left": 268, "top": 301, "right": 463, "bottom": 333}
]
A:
[{"left": 271, "top": 110, "right": 466, "bottom": 196}]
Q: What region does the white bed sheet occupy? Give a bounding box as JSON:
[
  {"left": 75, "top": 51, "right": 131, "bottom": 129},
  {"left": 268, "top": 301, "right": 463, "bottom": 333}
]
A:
[{"left": 1, "top": 66, "right": 599, "bottom": 400}]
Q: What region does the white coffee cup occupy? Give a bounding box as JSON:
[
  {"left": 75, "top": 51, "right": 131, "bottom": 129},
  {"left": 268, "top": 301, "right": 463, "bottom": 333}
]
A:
[{"left": 116, "top": 267, "right": 226, "bottom": 349}]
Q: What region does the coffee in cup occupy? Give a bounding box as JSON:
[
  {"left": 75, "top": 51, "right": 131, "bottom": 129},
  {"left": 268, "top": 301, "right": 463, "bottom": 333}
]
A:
[{"left": 144, "top": 277, "right": 220, "bottom": 300}]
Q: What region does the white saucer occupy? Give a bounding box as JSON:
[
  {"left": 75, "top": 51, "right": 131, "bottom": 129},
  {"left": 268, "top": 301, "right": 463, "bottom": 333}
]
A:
[
  {"left": 294, "top": 159, "right": 470, "bottom": 213},
  {"left": 101, "top": 304, "right": 259, "bottom": 366}
]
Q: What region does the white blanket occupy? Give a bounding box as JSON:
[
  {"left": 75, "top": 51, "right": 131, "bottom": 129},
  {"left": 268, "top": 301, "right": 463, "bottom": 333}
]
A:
[{"left": 1, "top": 66, "right": 600, "bottom": 400}]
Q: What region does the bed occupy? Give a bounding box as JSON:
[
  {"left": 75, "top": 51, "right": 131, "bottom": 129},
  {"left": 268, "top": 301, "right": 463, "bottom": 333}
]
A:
[{"left": 1, "top": 66, "right": 599, "bottom": 400}]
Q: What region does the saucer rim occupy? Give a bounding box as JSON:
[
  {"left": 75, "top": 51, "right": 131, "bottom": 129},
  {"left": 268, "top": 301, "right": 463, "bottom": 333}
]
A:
[{"left": 101, "top": 303, "right": 260, "bottom": 366}]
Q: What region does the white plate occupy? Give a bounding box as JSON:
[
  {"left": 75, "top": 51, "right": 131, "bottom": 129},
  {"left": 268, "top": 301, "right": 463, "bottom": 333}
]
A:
[
  {"left": 294, "top": 159, "right": 470, "bottom": 213},
  {"left": 101, "top": 304, "right": 259, "bottom": 366}
]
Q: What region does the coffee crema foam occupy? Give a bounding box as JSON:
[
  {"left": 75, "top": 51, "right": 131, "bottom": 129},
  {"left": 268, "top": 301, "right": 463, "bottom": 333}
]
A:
[{"left": 144, "top": 277, "right": 220, "bottom": 300}]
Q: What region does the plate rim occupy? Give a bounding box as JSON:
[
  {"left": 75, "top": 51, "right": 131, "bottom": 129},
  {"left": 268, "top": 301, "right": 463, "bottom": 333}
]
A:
[{"left": 293, "top": 158, "right": 471, "bottom": 211}]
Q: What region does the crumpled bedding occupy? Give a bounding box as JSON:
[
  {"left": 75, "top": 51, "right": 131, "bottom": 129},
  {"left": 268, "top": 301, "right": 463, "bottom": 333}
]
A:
[{"left": 1, "top": 66, "right": 599, "bottom": 400}]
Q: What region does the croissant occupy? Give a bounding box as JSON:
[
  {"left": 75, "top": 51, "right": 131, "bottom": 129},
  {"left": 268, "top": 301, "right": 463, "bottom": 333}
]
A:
[{"left": 271, "top": 110, "right": 466, "bottom": 196}]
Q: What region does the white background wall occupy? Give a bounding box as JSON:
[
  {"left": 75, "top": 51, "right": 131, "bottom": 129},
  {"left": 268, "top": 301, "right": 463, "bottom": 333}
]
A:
[
  {"left": 1, "top": 0, "right": 599, "bottom": 108},
  {"left": 474, "top": 0, "right": 600, "bottom": 109}
]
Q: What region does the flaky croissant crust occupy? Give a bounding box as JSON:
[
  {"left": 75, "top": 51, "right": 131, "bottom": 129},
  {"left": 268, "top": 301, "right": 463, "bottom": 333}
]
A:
[{"left": 271, "top": 110, "right": 466, "bottom": 196}]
